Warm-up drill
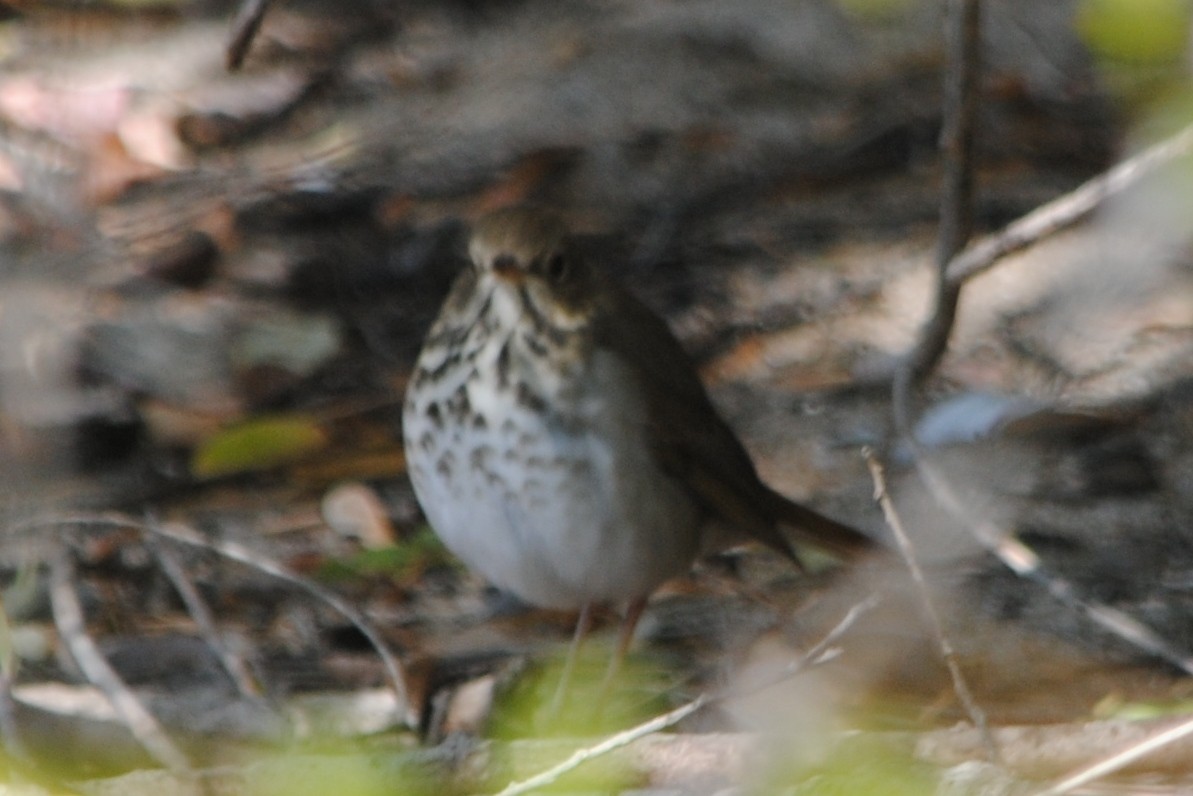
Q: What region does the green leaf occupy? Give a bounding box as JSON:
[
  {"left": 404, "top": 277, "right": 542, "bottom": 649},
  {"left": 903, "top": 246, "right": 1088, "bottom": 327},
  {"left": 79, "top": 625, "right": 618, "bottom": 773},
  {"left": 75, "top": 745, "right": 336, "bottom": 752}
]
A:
[{"left": 192, "top": 415, "right": 328, "bottom": 478}]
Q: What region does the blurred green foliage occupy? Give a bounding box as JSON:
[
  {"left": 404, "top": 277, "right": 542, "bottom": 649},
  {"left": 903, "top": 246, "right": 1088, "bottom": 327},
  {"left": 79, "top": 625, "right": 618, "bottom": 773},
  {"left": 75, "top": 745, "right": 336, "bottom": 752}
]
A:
[
  {"left": 318, "top": 528, "right": 453, "bottom": 582},
  {"left": 758, "top": 736, "right": 938, "bottom": 795},
  {"left": 1078, "top": 0, "right": 1190, "bottom": 65},
  {"left": 245, "top": 752, "right": 432, "bottom": 796},
  {"left": 488, "top": 644, "right": 675, "bottom": 741},
  {"left": 834, "top": 0, "right": 918, "bottom": 19}
]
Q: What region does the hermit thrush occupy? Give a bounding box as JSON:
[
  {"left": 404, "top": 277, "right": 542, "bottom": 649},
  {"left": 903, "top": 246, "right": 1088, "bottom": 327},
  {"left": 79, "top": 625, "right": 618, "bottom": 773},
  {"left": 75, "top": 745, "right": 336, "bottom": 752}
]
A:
[{"left": 403, "top": 208, "right": 872, "bottom": 676}]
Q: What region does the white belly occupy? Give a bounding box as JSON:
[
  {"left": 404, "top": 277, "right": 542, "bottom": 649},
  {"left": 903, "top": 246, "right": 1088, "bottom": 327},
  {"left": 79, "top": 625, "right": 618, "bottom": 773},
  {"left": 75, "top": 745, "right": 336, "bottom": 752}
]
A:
[{"left": 404, "top": 339, "right": 701, "bottom": 610}]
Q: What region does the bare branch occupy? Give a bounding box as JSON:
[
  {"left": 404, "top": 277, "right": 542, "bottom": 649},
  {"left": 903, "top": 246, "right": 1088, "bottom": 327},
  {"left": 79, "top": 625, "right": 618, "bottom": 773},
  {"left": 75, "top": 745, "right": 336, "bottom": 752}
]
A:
[
  {"left": 145, "top": 531, "right": 262, "bottom": 699},
  {"left": 911, "top": 457, "right": 1193, "bottom": 676},
  {"left": 48, "top": 544, "right": 191, "bottom": 772},
  {"left": 1038, "top": 716, "right": 1193, "bottom": 796},
  {"left": 0, "top": 599, "right": 32, "bottom": 769},
  {"left": 226, "top": 0, "right": 276, "bottom": 71},
  {"left": 143, "top": 520, "right": 415, "bottom": 726},
  {"left": 946, "top": 121, "right": 1193, "bottom": 287},
  {"left": 494, "top": 697, "right": 710, "bottom": 796},
  {"left": 864, "top": 450, "right": 995, "bottom": 761},
  {"left": 494, "top": 596, "right": 877, "bottom": 796},
  {"left": 905, "top": 0, "right": 982, "bottom": 384},
  {"left": 892, "top": 0, "right": 982, "bottom": 535},
  {"left": 11, "top": 512, "right": 416, "bottom": 729}
]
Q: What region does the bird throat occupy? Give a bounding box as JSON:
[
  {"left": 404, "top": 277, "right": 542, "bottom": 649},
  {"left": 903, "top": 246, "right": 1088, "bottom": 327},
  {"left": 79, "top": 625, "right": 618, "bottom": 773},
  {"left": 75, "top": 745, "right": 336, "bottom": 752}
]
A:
[
  {"left": 478, "top": 277, "right": 589, "bottom": 394},
  {"left": 404, "top": 276, "right": 590, "bottom": 454}
]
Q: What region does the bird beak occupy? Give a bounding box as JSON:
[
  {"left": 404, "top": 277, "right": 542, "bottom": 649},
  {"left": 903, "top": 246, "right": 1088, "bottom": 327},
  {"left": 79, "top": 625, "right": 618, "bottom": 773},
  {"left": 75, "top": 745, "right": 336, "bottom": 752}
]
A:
[{"left": 492, "top": 254, "right": 525, "bottom": 284}]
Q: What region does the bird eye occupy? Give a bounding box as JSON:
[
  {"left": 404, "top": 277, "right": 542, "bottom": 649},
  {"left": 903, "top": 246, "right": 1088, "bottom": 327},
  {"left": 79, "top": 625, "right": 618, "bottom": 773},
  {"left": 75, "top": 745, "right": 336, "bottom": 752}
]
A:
[{"left": 545, "top": 252, "right": 568, "bottom": 282}]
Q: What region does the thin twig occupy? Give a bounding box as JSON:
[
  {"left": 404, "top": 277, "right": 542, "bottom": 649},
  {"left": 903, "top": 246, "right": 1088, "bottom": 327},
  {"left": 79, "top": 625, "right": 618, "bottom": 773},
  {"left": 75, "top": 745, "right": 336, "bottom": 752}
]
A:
[
  {"left": 882, "top": 3, "right": 1193, "bottom": 696},
  {"left": 864, "top": 450, "right": 995, "bottom": 761},
  {"left": 875, "top": 118, "right": 1193, "bottom": 396},
  {"left": 145, "top": 531, "right": 262, "bottom": 699},
  {"left": 11, "top": 512, "right": 416, "bottom": 728},
  {"left": 946, "top": 121, "right": 1193, "bottom": 287},
  {"left": 1037, "top": 715, "right": 1193, "bottom": 796},
  {"left": 0, "top": 590, "right": 26, "bottom": 756},
  {"left": 493, "top": 596, "right": 876, "bottom": 796},
  {"left": 144, "top": 520, "right": 415, "bottom": 726},
  {"left": 885, "top": 4, "right": 990, "bottom": 741},
  {"left": 226, "top": 0, "right": 275, "bottom": 70},
  {"left": 905, "top": 0, "right": 982, "bottom": 384},
  {"left": 721, "top": 594, "right": 879, "bottom": 701},
  {"left": 0, "top": 602, "right": 31, "bottom": 768},
  {"left": 48, "top": 544, "right": 191, "bottom": 772},
  {"left": 913, "top": 459, "right": 1193, "bottom": 676},
  {"left": 494, "top": 696, "right": 710, "bottom": 796},
  {"left": 0, "top": 672, "right": 26, "bottom": 766}
]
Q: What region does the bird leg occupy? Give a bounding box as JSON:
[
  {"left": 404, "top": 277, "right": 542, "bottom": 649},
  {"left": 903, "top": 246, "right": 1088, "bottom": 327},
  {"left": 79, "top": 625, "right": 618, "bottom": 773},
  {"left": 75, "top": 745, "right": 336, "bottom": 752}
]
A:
[
  {"left": 549, "top": 602, "right": 594, "bottom": 716},
  {"left": 598, "top": 596, "right": 647, "bottom": 699},
  {"left": 549, "top": 597, "right": 647, "bottom": 721}
]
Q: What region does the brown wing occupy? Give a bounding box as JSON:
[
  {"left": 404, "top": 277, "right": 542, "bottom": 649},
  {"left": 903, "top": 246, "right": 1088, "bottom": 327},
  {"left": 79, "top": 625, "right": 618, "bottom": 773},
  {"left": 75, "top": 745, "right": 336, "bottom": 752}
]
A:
[{"left": 591, "top": 281, "right": 872, "bottom": 561}]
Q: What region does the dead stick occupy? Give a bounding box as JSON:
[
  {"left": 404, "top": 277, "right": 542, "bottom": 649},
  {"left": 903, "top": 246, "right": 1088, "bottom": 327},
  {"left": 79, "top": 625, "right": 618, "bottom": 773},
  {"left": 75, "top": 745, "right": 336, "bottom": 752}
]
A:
[
  {"left": 10, "top": 512, "right": 416, "bottom": 729},
  {"left": 886, "top": 0, "right": 993, "bottom": 753},
  {"left": 0, "top": 600, "right": 31, "bottom": 767},
  {"left": 226, "top": 0, "right": 275, "bottom": 70},
  {"left": 906, "top": 0, "right": 982, "bottom": 383},
  {"left": 146, "top": 531, "right": 262, "bottom": 699},
  {"left": 864, "top": 449, "right": 996, "bottom": 761},
  {"left": 910, "top": 454, "right": 1193, "bottom": 675},
  {"left": 946, "top": 121, "right": 1193, "bottom": 287},
  {"left": 48, "top": 545, "right": 191, "bottom": 771},
  {"left": 494, "top": 596, "right": 876, "bottom": 796},
  {"left": 1038, "top": 715, "right": 1193, "bottom": 795}
]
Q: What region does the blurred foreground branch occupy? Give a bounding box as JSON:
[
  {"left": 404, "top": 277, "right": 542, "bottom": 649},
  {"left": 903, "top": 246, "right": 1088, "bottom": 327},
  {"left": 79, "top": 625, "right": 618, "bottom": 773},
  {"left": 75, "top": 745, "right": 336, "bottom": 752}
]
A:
[{"left": 946, "top": 121, "right": 1193, "bottom": 287}]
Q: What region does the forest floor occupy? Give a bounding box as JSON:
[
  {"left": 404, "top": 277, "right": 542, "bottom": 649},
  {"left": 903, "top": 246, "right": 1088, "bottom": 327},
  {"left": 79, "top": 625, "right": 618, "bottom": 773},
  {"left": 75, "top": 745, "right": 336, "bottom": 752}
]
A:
[{"left": 1, "top": 1, "right": 1192, "bottom": 793}]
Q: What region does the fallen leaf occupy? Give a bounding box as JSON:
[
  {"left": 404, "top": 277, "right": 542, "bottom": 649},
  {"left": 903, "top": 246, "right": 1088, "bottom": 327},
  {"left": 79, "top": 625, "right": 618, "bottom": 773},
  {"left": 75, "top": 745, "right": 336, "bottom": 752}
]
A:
[{"left": 191, "top": 414, "right": 328, "bottom": 478}]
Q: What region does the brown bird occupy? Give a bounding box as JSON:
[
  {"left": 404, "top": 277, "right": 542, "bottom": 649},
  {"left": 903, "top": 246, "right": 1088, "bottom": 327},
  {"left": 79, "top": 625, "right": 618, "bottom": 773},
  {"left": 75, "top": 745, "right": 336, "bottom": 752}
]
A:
[{"left": 403, "top": 207, "right": 872, "bottom": 692}]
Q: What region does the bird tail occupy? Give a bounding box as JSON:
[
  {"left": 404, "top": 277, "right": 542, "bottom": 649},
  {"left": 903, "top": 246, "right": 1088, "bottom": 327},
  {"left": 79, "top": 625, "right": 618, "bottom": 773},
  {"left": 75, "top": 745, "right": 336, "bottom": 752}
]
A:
[{"left": 764, "top": 487, "right": 874, "bottom": 561}]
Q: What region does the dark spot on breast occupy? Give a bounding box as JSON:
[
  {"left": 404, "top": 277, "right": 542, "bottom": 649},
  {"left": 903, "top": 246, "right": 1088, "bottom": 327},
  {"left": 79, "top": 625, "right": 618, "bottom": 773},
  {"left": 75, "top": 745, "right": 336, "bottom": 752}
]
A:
[
  {"left": 555, "top": 414, "right": 585, "bottom": 436},
  {"left": 518, "top": 286, "right": 568, "bottom": 348},
  {"left": 568, "top": 458, "right": 594, "bottom": 477},
  {"left": 436, "top": 451, "right": 456, "bottom": 478},
  {"left": 470, "top": 445, "right": 493, "bottom": 469},
  {"left": 521, "top": 330, "right": 548, "bottom": 358},
  {"left": 496, "top": 341, "right": 512, "bottom": 388},
  {"left": 447, "top": 385, "right": 472, "bottom": 421},
  {"left": 472, "top": 412, "right": 488, "bottom": 430},
  {"left": 421, "top": 348, "right": 464, "bottom": 382},
  {"left": 424, "top": 316, "right": 473, "bottom": 352},
  {"left": 515, "top": 382, "right": 547, "bottom": 414},
  {"left": 418, "top": 431, "right": 435, "bottom": 452},
  {"left": 426, "top": 401, "right": 443, "bottom": 429}
]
